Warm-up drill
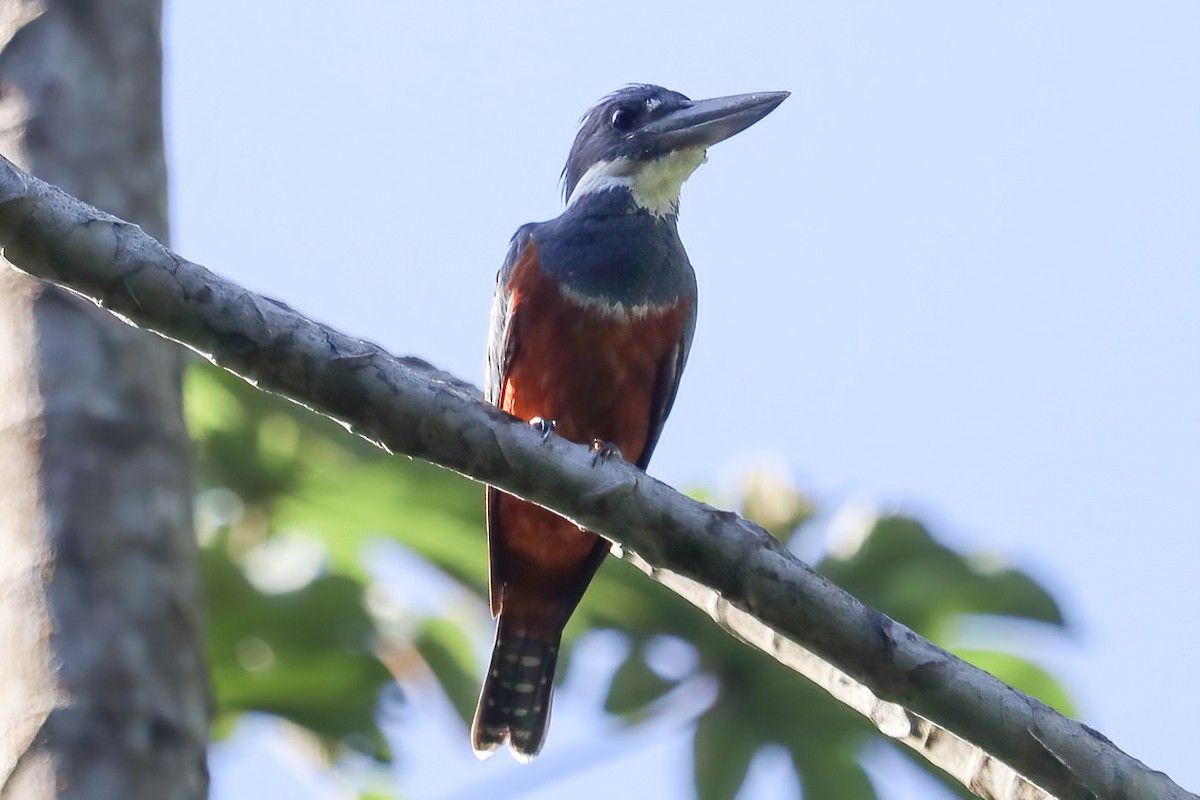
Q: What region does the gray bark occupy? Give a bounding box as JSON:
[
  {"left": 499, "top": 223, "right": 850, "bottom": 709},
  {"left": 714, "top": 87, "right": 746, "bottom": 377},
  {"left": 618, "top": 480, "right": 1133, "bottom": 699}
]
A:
[
  {"left": 0, "top": 2, "right": 208, "bottom": 799},
  {"left": 0, "top": 157, "right": 1189, "bottom": 800}
]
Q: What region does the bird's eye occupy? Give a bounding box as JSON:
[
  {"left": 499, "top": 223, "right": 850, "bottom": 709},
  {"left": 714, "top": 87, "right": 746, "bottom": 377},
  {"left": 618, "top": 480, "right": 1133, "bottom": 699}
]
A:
[{"left": 610, "top": 107, "right": 636, "bottom": 132}]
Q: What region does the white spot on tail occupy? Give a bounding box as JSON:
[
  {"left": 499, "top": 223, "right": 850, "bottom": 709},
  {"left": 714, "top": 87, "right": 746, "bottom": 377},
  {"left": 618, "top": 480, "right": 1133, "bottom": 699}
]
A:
[{"left": 472, "top": 741, "right": 499, "bottom": 762}]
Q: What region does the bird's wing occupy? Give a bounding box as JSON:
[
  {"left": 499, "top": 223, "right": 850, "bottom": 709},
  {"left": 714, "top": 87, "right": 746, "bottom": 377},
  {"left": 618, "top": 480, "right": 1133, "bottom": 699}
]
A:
[
  {"left": 485, "top": 224, "right": 536, "bottom": 405},
  {"left": 484, "top": 225, "right": 538, "bottom": 616},
  {"left": 636, "top": 302, "right": 696, "bottom": 469}
]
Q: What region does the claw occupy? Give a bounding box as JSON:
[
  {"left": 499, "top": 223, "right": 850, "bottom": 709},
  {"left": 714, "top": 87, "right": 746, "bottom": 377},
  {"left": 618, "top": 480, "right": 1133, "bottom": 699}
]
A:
[
  {"left": 590, "top": 439, "right": 622, "bottom": 466},
  {"left": 530, "top": 417, "right": 557, "bottom": 440}
]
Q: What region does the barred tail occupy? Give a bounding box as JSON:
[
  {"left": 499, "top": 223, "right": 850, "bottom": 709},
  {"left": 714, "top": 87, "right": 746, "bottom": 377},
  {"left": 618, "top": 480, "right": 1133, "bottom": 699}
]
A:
[{"left": 471, "top": 620, "right": 559, "bottom": 762}]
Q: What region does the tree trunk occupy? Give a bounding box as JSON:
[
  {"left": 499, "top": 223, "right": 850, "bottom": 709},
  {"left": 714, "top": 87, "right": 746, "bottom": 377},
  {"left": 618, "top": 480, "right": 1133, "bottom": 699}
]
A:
[{"left": 0, "top": 2, "right": 209, "bottom": 798}]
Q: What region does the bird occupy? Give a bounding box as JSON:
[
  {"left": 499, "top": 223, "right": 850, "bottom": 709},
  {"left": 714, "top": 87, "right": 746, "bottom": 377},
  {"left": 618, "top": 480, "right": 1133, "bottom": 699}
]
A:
[{"left": 473, "top": 84, "right": 788, "bottom": 762}]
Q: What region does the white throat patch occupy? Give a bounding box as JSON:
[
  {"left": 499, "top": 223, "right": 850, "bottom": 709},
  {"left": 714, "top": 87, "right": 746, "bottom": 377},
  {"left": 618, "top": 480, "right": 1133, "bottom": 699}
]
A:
[{"left": 567, "top": 146, "right": 709, "bottom": 217}]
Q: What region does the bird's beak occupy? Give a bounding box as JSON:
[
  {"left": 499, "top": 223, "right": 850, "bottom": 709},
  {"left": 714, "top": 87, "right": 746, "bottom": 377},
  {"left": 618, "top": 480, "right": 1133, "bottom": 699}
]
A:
[{"left": 633, "top": 91, "right": 789, "bottom": 156}]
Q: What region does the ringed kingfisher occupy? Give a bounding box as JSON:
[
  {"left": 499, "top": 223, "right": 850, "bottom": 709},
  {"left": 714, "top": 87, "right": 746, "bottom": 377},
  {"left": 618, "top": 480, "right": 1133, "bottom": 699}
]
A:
[{"left": 473, "top": 84, "right": 788, "bottom": 761}]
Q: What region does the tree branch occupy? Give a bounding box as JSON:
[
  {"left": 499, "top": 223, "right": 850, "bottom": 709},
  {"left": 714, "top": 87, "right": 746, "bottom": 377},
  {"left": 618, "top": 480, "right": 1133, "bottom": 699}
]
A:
[{"left": 0, "top": 153, "right": 1189, "bottom": 800}]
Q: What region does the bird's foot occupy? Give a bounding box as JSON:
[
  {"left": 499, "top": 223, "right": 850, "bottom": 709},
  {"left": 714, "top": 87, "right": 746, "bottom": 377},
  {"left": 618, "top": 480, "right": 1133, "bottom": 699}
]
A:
[
  {"left": 590, "top": 439, "right": 623, "bottom": 466},
  {"left": 529, "top": 417, "right": 557, "bottom": 440}
]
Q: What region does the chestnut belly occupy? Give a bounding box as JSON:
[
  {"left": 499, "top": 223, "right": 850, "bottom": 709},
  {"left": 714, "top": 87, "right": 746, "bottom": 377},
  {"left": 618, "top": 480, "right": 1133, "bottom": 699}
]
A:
[{"left": 501, "top": 298, "right": 687, "bottom": 463}]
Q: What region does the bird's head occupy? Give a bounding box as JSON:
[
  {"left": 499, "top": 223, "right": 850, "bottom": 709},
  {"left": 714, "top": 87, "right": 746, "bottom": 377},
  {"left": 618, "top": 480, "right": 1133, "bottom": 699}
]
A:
[{"left": 562, "top": 84, "right": 788, "bottom": 217}]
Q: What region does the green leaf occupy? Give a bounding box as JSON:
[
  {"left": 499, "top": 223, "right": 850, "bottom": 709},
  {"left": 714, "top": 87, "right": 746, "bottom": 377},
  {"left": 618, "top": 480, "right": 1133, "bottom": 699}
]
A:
[
  {"left": 603, "top": 651, "right": 678, "bottom": 717},
  {"left": 782, "top": 715, "right": 878, "bottom": 800},
  {"left": 954, "top": 567, "right": 1064, "bottom": 627},
  {"left": 413, "top": 618, "right": 481, "bottom": 726},
  {"left": 186, "top": 364, "right": 305, "bottom": 503},
  {"left": 793, "top": 756, "right": 876, "bottom": 800},
  {"left": 183, "top": 359, "right": 246, "bottom": 435},
  {"left": 203, "top": 545, "right": 395, "bottom": 760},
  {"left": 820, "top": 515, "right": 1064, "bottom": 636},
  {"left": 210, "top": 711, "right": 239, "bottom": 742},
  {"left": 693, "top": 695, "right": 761, "bottom": 800},
  {"left": 279, "top": 457, "right": 485, "bottom": 586}
]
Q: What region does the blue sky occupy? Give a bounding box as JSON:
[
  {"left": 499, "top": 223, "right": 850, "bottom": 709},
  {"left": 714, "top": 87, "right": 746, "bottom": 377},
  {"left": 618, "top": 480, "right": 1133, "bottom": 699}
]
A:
[{"left": 166, "top": 2, "right": 1200, "bottom": 797}]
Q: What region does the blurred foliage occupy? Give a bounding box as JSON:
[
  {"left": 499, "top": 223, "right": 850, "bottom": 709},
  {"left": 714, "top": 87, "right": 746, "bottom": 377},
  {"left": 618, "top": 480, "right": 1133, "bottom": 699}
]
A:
[
  {"left": 187, "top": 360, "right": 1072, "bottom": 800},
  {"left": 189, "top": 364, "right": 403, "bottom": 761},
  {"left": 204, "top": 543, "right": 393, "bottom": 758}
]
